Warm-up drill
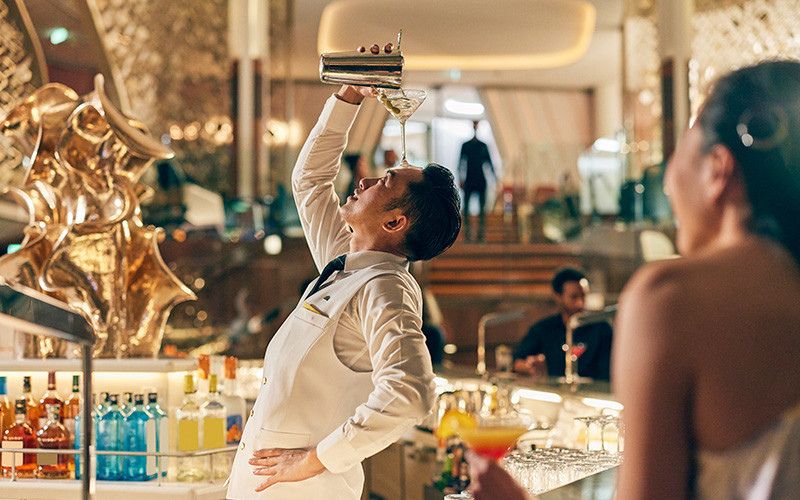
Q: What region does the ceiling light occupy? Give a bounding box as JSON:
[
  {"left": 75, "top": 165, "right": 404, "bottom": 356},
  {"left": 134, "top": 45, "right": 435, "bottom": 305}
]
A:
[
  {"left": 444, "top": 99, "right": 485, "bottom": 116},
  {"left": 48, "top": 27, "right": 69, "bottom": 46},
  {"left": 319, "top": 0, "right": 595, "bottom": 71}
]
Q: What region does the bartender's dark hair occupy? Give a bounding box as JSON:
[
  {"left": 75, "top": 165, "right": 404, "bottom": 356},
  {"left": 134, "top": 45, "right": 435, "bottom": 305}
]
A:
[
  {"left": 387, "top": 163, "right": 461, "bottom": 261},
  {"left": 551, "top": 267, "right": 586, "bottom": 294},
  {"left": 698, "top": 60, "right": 800, "bottom": 265}
]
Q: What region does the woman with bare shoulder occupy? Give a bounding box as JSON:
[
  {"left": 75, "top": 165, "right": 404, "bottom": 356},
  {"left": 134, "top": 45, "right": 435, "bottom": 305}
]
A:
[{"left": 615, "top": 60, "right": 800, "bottom": 500}]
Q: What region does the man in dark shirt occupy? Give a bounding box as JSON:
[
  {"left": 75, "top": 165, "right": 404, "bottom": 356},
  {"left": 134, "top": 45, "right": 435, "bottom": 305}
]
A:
[
  {"left": 513, "top": 268, "right": 613, "bottom": 380},
  {"left": 458, "top": 120, "right": 495, "bottom": 242}
]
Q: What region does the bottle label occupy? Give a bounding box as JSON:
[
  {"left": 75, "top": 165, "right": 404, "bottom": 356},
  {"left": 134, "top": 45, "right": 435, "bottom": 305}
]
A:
[
  {"left": 226, "top": 414, "right": 243, "bottom": 444},
  {"left": 177, "top": 419, "right": 199, "bottom": 452},
  {"left": 39, "top": 450, "right": 58, "bottom": 466},
  {"left": 1, "top": 441, "right": 22, "bottom": 467},
  {"left": 203, "top": 417, "right": 226, "bottom": 449},
  {"left": 146, "top": 420, "right": 157, "bottom": 476}
]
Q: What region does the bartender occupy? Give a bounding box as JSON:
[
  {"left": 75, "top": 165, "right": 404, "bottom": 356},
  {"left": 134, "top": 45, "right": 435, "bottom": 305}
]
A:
[
  {"left": 513, "top": 268, "right": 613, "bottom": 380},
  {"left": 225, "top": 76, "right": 462, "bottom": 498}
]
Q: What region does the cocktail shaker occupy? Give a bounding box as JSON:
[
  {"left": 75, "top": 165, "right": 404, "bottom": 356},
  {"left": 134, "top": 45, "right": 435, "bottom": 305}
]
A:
[
  {"left": 320, "top": 51, "right": 403, "bottom": 89},
  {"left": 319, "top": 32, "right": 404, "bottom": 89}
]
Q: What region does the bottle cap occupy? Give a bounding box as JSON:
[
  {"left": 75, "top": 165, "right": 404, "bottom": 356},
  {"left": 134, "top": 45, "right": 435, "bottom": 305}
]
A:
[
  {"left": 147, "top": 392, "right": 158, "bottom": 403},
  {"left": 224, "top": 356, "right": 237, "bottom": 379},
  {"left": 183, "top": 373, "right": 195, "bottom": 394},
  {"left": 0, "top": 376, "right": 6, "bottom": 395},
  {"left": 72, "top": 375, "right": 80, "bottom": 390},
  {"left": 109, "top": 394, "right": 118, "bottom": 405},
  {"left": 134, "top": 394, "right": 144, "bottom": 405},
  {"left": 209, "top": 374, "right": 218, "bottom": 394},
  {"left": 198, "top": 354, "right": 210, "bottom": 380},
  {"left": 23, "top": 376, "right": 31, "bottom": 392},
  {"left": 14, "top": 398, "right": 25, "bottom": 414}
]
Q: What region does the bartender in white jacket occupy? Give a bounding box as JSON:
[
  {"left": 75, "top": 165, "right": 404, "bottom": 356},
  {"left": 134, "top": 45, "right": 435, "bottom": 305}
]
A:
[{"left": 226, "top": 81, "right": 462, "bottom": 499}]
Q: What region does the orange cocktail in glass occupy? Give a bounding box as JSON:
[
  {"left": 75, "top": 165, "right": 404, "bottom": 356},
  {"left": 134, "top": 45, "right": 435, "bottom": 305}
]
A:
[{"left": 457, "top": 425, "right": 529, "bottom": 460}]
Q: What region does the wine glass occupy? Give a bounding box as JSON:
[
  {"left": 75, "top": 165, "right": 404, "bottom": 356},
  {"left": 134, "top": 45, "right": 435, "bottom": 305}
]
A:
[{"left": 378, "top": 89, "right": 427, "bottom": 166}]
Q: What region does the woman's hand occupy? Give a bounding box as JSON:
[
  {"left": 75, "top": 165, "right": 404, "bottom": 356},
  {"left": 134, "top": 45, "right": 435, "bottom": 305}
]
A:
[{"left": 467, "top": 451, "right": 530, "bottom": 500}]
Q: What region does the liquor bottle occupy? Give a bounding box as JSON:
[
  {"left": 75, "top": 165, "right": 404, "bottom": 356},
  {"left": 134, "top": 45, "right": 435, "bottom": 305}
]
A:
[
  {"left": 1, "top": 398, "right": 37, "bottom": 478},
  {"left": 201, "top": 374, "right": 226, "bottom": 479},
  {"left": 120, "top": 392, "right": 134, "bottom": 417},
  {"left": 63, "top": 376, "right": 80, "bottom": 440},
  {"left": 38, "top": 371, "right": 62, "bottom": 428},
  {"left": 221, "top": 356, "right": 246, "bottom": 445},
  {"left": 0, "top": 376, "right": 12, "bottom": 437},
  {"left": 176, "top": 374, "right": 204, "bottom": 482},
  {"left": 36, "top": 403, "right": 70, "bottom": 479},
  {"left": 145, "top": 392, "right": 168, "bottom": 477},
  {"left": 122, "top": 394, "right": 155, "bottom": 481},
  {"left": 22, "top": 376, "right": 40, "bottom": 432},
  {"left": 96, "top": 392, "right": 110, "bottom": 416},
  {"left": 97, "top": 394, "right": 123, "bottom": 480}
]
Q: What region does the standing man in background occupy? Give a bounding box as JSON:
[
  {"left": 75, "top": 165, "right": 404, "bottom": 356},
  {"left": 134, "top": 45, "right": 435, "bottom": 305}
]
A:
[{"left": 458, "top": 120, "right": 495, "bottom": 242}]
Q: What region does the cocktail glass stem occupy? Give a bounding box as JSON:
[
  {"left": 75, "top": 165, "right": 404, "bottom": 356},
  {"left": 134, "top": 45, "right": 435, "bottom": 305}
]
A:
[{"left": 400, "top": 120, "right": 407, "bottom": 164}]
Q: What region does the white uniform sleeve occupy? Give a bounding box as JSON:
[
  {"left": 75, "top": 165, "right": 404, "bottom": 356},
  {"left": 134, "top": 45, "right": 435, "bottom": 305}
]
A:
[{"left": 292, "top": 95, "right": 359, "bottom": 271}]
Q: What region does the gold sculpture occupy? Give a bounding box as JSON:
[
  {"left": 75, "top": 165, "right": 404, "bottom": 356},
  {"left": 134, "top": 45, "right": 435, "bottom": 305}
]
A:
[{"left": 0, "top": 74, "right": 196, "bottom": 358}]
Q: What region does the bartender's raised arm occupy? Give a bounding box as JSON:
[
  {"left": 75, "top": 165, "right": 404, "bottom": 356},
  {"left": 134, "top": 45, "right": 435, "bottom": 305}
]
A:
[
  {"left": 315, "top": 276, "right": 436, "bottom": 473},
  {"left": 291, "top": 86, "right": 367, "bottom": 270}
]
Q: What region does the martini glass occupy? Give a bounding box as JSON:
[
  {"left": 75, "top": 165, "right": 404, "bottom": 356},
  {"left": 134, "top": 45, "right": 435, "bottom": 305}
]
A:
[
  {"left": 455, "top": 413, "right": 531, "bottom": 499},
  {"left": 378, "top": 89, "right": 427, "bottom": 166}
]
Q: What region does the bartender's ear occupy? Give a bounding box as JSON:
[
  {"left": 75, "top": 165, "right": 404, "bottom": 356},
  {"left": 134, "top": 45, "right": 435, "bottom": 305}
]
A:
[{"left": 383, "top": 213, "right": 409, "bottom": 234}]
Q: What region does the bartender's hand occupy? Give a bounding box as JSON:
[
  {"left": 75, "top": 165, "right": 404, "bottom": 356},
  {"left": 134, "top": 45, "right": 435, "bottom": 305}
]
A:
[
  {"left": 467, "top": 451, "right": 530, "bottom": 500},
  {"left": 513, "top": 354, "right": 547, "bottom": 377},
  {"left": 249, "top": 447, "right": 327, "bottom": 492}
]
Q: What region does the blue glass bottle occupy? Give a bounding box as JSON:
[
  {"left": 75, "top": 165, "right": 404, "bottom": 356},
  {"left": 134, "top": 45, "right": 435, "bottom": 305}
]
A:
[
  {"left": 144, "top": 392, "right": 168, "bottom": 477},
  {"left": 97, "top": 394, "right": 123, "bottom": 480},
  {"left": 123, "top": 394, "right": 155, "bottom": 481},
  {"left": 74, "top": 410, "right": 81, "bottom": 480}
]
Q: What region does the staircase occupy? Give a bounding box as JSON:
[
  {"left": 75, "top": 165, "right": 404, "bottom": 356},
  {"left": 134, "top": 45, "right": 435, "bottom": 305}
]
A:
[{"left": 428, "top": 241, "right": 582, "bottom": 298}]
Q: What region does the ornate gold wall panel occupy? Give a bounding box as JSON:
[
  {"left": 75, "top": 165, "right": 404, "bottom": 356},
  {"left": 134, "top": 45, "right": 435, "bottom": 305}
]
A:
[
  {"left": 87, "top": 0, "right": 233, "bottom": 194},
  {"left": 0, "top": 0, "right": 48, "bottom": 188},
  {"left": 690, "top": 0, "right": 800, "bottom": 118}
]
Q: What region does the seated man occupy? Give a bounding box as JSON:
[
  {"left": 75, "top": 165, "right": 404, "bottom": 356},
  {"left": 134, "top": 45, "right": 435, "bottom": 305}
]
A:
[{"left": 513, "top": 268, "right": 612, "bottom": 380}]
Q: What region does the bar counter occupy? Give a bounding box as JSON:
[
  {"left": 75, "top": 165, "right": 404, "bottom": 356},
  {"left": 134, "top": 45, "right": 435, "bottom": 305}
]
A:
[{"left": 431, "top": 366, "right": 620, "bottom": 499}]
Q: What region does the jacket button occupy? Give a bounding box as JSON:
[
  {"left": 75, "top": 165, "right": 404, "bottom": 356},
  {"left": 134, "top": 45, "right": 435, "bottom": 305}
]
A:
[
  {"left": 262, "top": 377, "right": 268, "bottom": 385},
  {"left": 240, "top": 442, "right": 245, "bottom": 450},
  {"left": 250, "top": 409, "right": 254, "bottom": 417}
]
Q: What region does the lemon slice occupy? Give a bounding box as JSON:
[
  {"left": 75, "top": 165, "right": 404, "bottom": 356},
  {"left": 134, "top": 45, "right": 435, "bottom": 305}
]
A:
[{"left": 436, "top": 409, "right": 477, "bottom": 440}]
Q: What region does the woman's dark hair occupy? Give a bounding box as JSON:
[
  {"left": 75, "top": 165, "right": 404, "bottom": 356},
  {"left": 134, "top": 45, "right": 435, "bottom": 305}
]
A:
[
  {"left": 386, "top": 163, "right": 462, "bottom": 261},
  {"left": 698, "top": 60, "right": 800, "bottom": 264}
]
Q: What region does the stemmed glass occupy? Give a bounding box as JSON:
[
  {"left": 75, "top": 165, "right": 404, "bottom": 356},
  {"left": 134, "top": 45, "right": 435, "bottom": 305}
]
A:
[{"left": 378, "top": 89, "right": 427, "bottom": 166}]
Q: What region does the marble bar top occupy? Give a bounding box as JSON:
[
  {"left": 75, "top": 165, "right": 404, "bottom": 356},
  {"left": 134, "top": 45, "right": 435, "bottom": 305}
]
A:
[{"left": 537, "top": 467, "right": 617, "bottom": 500}]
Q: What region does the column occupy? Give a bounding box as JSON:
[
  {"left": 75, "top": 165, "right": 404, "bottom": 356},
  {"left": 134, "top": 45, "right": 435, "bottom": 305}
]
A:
[
  {"left": 657, "top": 0, "right": 693, "bottom": 158},
  {"left": 229, "top": 0, "right": 270, "bottom": 199}
]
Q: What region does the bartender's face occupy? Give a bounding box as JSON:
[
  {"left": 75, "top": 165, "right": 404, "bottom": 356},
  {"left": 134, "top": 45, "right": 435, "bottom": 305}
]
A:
[
  {"left": 340, "top": 166, "right": 423, "bottom": 238},
  {"left": 556, "top": 280, "right": 587, "bottom": 317}
]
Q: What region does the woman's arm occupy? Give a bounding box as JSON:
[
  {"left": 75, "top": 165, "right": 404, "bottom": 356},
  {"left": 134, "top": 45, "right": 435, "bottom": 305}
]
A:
[{"left": 613, "top": 265, "right": 694, "bottom": 500}]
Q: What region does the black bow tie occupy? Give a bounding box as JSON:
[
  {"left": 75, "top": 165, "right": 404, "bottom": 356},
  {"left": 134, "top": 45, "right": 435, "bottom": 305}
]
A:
[{"left": 305, "top": 255, "right": 347, "bottom": 298}]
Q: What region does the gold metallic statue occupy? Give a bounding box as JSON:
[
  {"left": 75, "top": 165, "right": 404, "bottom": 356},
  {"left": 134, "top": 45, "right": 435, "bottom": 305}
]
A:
[{"left": 0, "top": 74, "right": 196, "bottom": 358}]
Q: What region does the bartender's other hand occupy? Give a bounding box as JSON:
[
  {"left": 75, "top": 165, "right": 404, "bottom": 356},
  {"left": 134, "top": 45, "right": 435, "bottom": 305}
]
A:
[
  {"left": 249, "top": 447, "right": 326, "bottom": 492},
  {"left": 467, "top": 451, "right": 530, "bottom": 500},
  {"left": 525, "top": 354, "right": 547, "bottom": 377}
]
